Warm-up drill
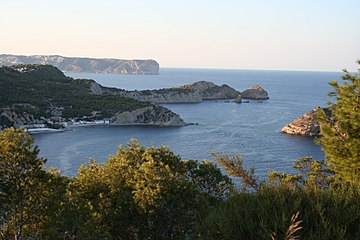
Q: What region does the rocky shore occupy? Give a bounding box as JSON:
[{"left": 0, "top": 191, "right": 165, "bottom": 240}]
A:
[
  {"left": 281, "top": 107, "right": 331, "bottom": 136},
  {"left": 0, "top": 106, "right": 188, "bottom": 131}
]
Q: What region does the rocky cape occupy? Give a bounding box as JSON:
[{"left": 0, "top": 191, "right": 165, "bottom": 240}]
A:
[
  {"left": 90, "top": 80, "right": 241, "bottom": 104},
  {"left": 281, "top": 107, "right": 331, "bottom": 137},
  {"left": 0, "top": 54, "right": 159, "bottom": 75}
]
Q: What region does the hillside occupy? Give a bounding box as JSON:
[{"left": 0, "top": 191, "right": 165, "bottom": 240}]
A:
[
  {"left": 0, "top": 64, "right": 189, "bottom": 129},
  {"left": 0, "top": 54, "right": 160, "bottom": 75},
  {"left": 0, "top": 64, "right": 151, "bottom": 118},
  {"left": 90, "top": 80, "right": 241, "bottom": 103}
]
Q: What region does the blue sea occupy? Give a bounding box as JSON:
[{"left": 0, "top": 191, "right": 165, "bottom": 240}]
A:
[{"left": 33, "top": 68, "right": 343, "bottom": 178}]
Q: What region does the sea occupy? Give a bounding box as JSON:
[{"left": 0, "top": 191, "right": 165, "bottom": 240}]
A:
[{"left": 33, "top": 68, "right": 343, "bottom": 178}]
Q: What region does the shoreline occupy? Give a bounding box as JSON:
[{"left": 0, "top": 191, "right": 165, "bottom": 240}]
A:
[
  {"left": 27, "top": 122, "right": 110, "bottom": 134},
  {"left": 26, "top": 121, "right": 194, "bottom": 134}
]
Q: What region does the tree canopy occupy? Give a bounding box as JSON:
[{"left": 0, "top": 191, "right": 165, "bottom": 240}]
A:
[
  {"left": 318, "top": 61, "right": 360, "bottom": 184},
  {"left": 0, "top": 129, "right": 233, "bottom": 239}
]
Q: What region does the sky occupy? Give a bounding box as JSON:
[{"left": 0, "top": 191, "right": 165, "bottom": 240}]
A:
[{"left": 1, "top": 0, "right": 359, "bottom": 71}]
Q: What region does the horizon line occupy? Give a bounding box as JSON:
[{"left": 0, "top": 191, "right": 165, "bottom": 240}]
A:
[
  {"left": 1, "top": 53, "right": 355, "bottom": 73},
  {"left": 160, "top": 66, "right": 348, "bottom": 73}
]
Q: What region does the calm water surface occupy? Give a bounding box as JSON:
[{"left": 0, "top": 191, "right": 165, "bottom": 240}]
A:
[{"left": 33, "top": 68, "right": 343, "bottom": 178}]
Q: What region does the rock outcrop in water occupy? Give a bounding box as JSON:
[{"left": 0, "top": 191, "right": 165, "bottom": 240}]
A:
[
  {"left": 241, "top": 85, "right": 269, "bottom": 99},
  {"left": 0, "top": 54, "right": 159, "bottom": 75},
  {"left": 90, "top": 81, "right": 240, "bottom": 104},
  {"left": 235, "top": 95, "right": 242, "bottom": 103},
  {"left": 281, "top": 107, "right": 331, "bottom": 136},
  {"left": 110, "top": 105, "right": 187, "bottom": 126}
]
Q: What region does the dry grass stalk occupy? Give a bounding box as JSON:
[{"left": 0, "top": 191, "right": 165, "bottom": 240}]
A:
[{"left": 270, "top": 211, "right": 302, "bottom": 240}]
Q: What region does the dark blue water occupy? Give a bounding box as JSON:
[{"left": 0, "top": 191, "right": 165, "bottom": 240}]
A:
[{"left": 33, "top": 68, "right": 343, "bottom": 178}]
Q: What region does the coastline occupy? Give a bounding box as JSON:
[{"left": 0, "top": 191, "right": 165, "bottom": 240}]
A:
[
  {"left": 27, "top": 122, "right": 110, "bottom": 134},
  {"left": 26, "top": 120, "right": 194, "bottom": 134}
]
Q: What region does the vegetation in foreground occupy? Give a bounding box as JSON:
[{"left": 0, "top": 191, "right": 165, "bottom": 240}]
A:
[{"left": 0, "top": 63, "right": 359, "bottom": 239}]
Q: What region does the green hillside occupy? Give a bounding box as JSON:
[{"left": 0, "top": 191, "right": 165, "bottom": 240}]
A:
[{"left": 0, "top": 64, "right": 150, "bottom": 118}]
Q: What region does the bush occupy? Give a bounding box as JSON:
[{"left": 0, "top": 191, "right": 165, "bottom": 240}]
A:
[{"left": 196, "top": 185, "right": 360, "bottom": 240}]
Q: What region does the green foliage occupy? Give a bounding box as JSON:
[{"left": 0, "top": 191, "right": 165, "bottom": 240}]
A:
[
  {"left": 0, "top": 128, "right": 69, "bottom": 239},
  {"left": 1, "top": 127, "right": 360, "bottom": 239},
  {"left": 62, "top": 160, "right": 133, "bottom": 239},
  {"left": 0, "top": 127, "right": 45, "bottom": 239},
  {"left": 60, "top": 139, "right": 233, "bottom": 239},
  {"left": 0, "top": 115, "right": 14, "bottom": 129},
  {"left": 269, "top": 157, "right": 334, "bottom": 190},
  {"left": 21, "top": 168, "right": 69, "bottom": 239},
  {"left": 196, "top": 186, "right": 360, "bottom": 240},
  {"left": 212, "top": 152, "right": 259, "bottom": 191},
  {"left": 317, "top": 62, "right": 360, "bottom": 184},
  {"left": 0, "top": 64, "right": 150, "bottom": 119}
]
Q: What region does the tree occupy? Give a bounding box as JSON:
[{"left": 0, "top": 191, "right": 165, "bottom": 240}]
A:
[
  {"left": 68, "top": 139, "right": 233, "bottom": 239},
  {"left": 318, "top": 61, "right": 360, "bottom": 184},
  {"left": 66, "top": 159, "right": 138, "bottom": 239},
  {"left": 268, "top": 157, "right": 334, "bottom": 190},
  {"left": 0, "top": 128, "right": 46, "bottom": 239},
  {"left": 212, "top": 152, "right": 259, "bottom": 191}
]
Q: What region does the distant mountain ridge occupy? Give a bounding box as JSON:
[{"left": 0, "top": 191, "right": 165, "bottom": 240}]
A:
[{"left": 0, "top": 54, "right": 159, "bottom": 75}]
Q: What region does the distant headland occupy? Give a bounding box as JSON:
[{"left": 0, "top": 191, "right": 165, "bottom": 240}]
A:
[{"left": 0, "top": 54, "right": 160, "bottom": 75}]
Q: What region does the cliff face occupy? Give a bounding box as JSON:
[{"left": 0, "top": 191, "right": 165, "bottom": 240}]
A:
[
  {"left": 241, "top": 85, "right": 269, "bottom": 99},
  {"left": 126, "top": 91, "right": 203, "bottom": 104},
  {"left": 281, "top": 107, "right": 331, "bottom": 137},
  {"left": 0, "top": 54, "right": 159, "bottom": 75},
  {"left": 110, "top": 105, "right": 187, "bottom": 126},
  {"left": 0, "top": 110, "right": 37, "bottom": 130},
  {"left": 90, "top": 81, "right": 240, "bottom": 104}
]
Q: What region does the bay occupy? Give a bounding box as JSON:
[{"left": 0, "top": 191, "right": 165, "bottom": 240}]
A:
[{"left": 33, "top": 68, "right": 343, "bottom": 178}]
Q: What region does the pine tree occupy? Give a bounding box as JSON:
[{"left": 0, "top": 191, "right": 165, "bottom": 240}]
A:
[
  {"left": 0, "top": 128, "right": 46, "bottom": 239},
  {"left": 318, "top": 60, "right": 360, "bottom": 184}
]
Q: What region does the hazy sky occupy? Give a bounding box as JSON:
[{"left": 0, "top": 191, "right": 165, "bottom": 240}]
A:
[{"left": 1, "top": 0, "right": 359, "bottom": 71}]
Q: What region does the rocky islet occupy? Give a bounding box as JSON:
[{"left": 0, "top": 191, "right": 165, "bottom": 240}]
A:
[
  {"left": 281, "top": 107, "right": 331, "bottom": 137},
  {"left": 241, "top": 85, "right": 269, "bottom": 100}
]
